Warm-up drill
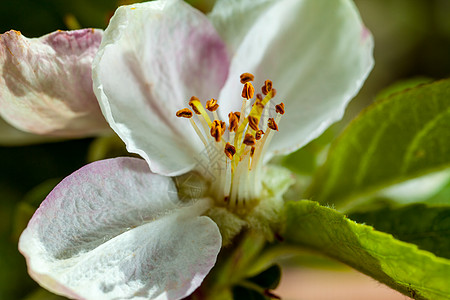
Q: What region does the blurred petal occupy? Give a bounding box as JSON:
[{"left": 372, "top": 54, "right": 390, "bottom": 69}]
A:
[
  {"left": 215, "top": 0, "right": 373, "bottom": 156},
  {"left": 93, "top": 0, "right": 229, "bottom": 176},
  {"left": 19, "top": 157, "right": 221, "bottom": 300},
  {"left": 0, "top": 116, "right": 60, "bottom": 146},
  {"left": 0, "top": 29, "right": 109, "bottom": 137}
]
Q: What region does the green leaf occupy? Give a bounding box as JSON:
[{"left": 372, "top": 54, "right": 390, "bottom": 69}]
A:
[
  {"left": 307, "top": 79, "right": 450, "bottom": 207},
  {"left": 348, "top": 203, "right": 450, "bottom": 259},
  {"left": 284, "top": 200, "right": 450, "bottom": 300},
  {"left": 425, "top": 178, "right": 450, "bottom": 205},
  {"left": 375, "top": 77, "right": 433, "bottom": 101},
  {"left": 282, "top": 124, "right": 337, "bottom": 175}
]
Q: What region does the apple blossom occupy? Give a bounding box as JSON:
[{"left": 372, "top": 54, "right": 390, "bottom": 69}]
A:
[{"left": 19, "top": 0, "right": 373, "bottom": 299}]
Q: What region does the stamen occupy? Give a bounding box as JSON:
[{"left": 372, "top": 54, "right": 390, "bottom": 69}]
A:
[
  {"left": 261, "top": 80, "right": 273, "bottom": 95},
  {"left": 224, "top": 142, "right": 236, "bottom": 159},
  {"left": 206, "top": 98, "right": 219, "bottom": 112},
  {"left": 253, "top": 98, "right": 264, "bottom": 109},
  {"left": 228, "top": 112, "right": 239, "bottom": 132},
  {"left": 210, "top": 120, "right": 225, "bottom": 142},
  {"left": 189, "top": 118, "right": 208, "bottom": 146},
  {"left": 176, "top": 72, "right": 285, "bottom": 213},
  {"left": 255, "top": 130, "right": 264, "bottom": 140},
  {"left": 271, "top": 88, "right": 277, "bottom": 97},
  {"left": 242, "top": 82, "right": 255, "bottom": 100},
  {"left": 243, "top": 133, "right": 256, "bottom": 146},
  {"left": 188, "top": 96, "right": 212, "bottom": 128},
  {"left": 188, "top": 96, "right": 202, "bottom": 115},
  {"left": 256, "top": 93, "right": 263, "bottom": 101},
  {"left": 248, "top": 115, "right": 260, "bottom": 131},
  {"left": 240, "top": 72, "right": 255, "bottom": 84},
  {"left": 268, "top": 117, "right": 279, "bottom": 131},
  {"left": 275, "top": 102, "right": 285, "bottom": 115},
  {"left": 176, "top": 108, "right": 193, "bottom": 118}
]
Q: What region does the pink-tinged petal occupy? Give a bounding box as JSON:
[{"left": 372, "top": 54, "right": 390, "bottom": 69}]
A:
[
  {"left": 93, "top": 0, "right": 229, "bottom": 176},
  {"left": 215, "top": 0, "right": 374, "bottom": 156},
  {"left": 0, "top": 29, "right": 109, "bottom": 137},
  {"left": 19, "top": 157, "right": 221, "bottom": 300}
]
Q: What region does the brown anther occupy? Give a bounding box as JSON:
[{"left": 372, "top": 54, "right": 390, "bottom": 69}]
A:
[
  {"left": 272, "top": 88, "right": 277, "bottom": 97},
  {"left": 206, "top": 98, "right": 219, "bottom": 112},
  {"left": 250, "top": 146, "right": 256, "bottom": 157},
  {"left": 275, "top": 102, "right": 285, "bottom": 115},
  {"left": 268, "top": 118, "right": 279, "bottom": 131},
  {"left": 253, "top": 99, "right": 264, "bottom": 109},
  {"left": 188, "top": 96, "right": 202, "bottom": 114},
  {"left": 247, "top": 115, "right": 259, "bottom": 131},
  {"left": 220, "top": 120, "right": 226, "bottom": 133},
  {"left": 228, "top": 112, "right": 239, "bottom": 132},
  {"left": 240, "top": 72, "right": 255, "bottom": 84},
  {"left": 256, "top": 93, "right": 263, "bottom": 101},
  {"left": 261, "top": 80, "right": 273, "bottom": 95},
  {"left": 210, "top": 120, "right": 224, "bottom": 142},
  {"left": 224, "top": 142, "right": 236, "bottom": 160},
  {"left": 242, "top": 82, "right": 255, "bottom": 100},
  {"left": 243, "top": 133, "right": 256, "bottom": 146},
  {"left": 255, "top": 129, "right": 264, "bottom": 140},
  {"left": 234, "top": 112, "right": 241, "bottom": 121},
  {"left": 176, "top": 108, "right": 193, "bottom": 118}
]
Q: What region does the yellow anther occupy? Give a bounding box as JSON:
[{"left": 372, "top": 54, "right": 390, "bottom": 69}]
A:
[
  {"left": 255, "top": 130, "right": 264, "bottom": 140},
  {"left": 268, "top": 117, "right": 279, "bottom": 131},
  {"left": 176, "top": 108, "right": 193, "bottom": 118},
  {"left": 220, "top": 120, "right": 226, "bottom": 132},
  {"left": 210, "top": 120, "right": 226, "bottom": 142},
  {"left": 252, "top": 98, "right": 264, "bottom": 109},
  {"left": 261, "top": 80, "right": 273, "bottom": 95},
  {"left": 247, "top": 115, "right": 260, "bottom": 131},
  {"left": 228, "top": 112, "right": 239, "bottom": 132},
  {"left": 188, "top": 96, "right": 212, "bottom": 126},
  {"left": 188, "top": 96, "right": 202, "bottom": 115},
  {"left": 275, "top": 102, "right": 285, "bottom": 115},
  {"left": 206, "top": 98, "right": 219, "bottom": 112},
  {"left": 242, "top": 82, "right": 255, "bottom": 100},
  {"left": 224, "top": 142, "right": 236, "bottom": 160},
  {"left": 256, "top": 93, "right": 263, "bottom": 101},
  {"left": 243, "top": 133, "right": 256, "bottom": 146},
  {"left": 240, "top": 72, "right": 255, "bottom": 84},
  {"left": 250, "top": 146, "right": 256, "bottom": 157}
]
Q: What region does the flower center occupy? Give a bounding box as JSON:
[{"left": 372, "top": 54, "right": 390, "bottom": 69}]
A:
[{"left": 176, "top": 73, "right": 285, "bottom": 214}]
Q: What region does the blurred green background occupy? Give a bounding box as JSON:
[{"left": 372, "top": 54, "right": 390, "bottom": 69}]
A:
[{"left": 0, "top": 0, "right": 449, "bottom": 299}]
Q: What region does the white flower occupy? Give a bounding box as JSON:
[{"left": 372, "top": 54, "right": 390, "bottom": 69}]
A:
[{"left": 19, "top": 0, "right": 373, "bottom": 299}]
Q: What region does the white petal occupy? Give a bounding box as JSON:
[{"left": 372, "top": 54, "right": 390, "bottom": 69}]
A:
[
  {"left": 93, "top": 0, "right": 230, "bottom": 176},
  {"left": 19, "top": 157, "right": 221, "bottom": 300},
  {"left": 209, "top": 0, "right": 276, "bottom": 55},
  {"left": 0, "top": 29, "right": 109, "bottom": 137},
  {"left": 215, "top": 0, "right": 374, "bottom": 156}
]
